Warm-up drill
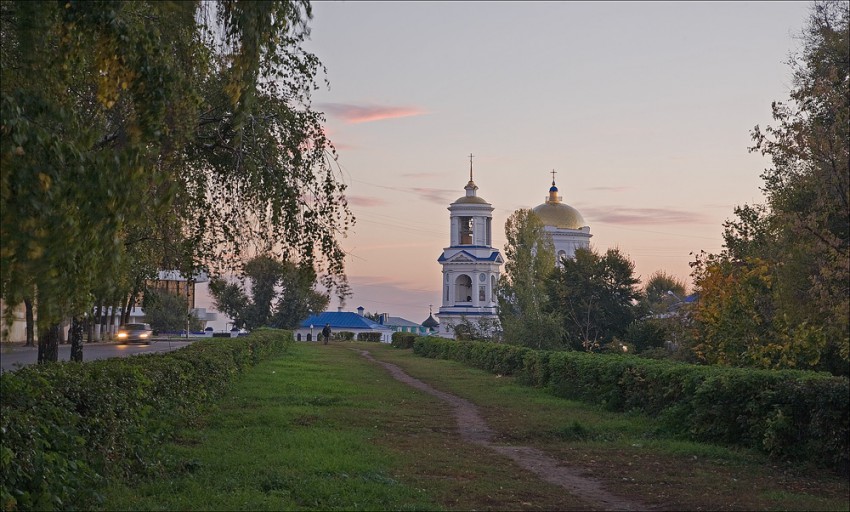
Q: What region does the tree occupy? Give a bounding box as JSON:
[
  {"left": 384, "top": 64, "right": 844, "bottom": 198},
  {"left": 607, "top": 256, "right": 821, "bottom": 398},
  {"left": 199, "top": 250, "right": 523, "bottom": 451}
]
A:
[
  {"left": 548, "top": 247, "right": 643, "bottom": 351},
  {"left": 143, "top": 290, "right": 203, "bottom": 333},
  {"left": 269, "top": 260, "right": 329, "bottom": 329},
  {"left": 642, "top": 270, "right": 688, "bottom": 315},
  {"left": 209, "top": 254, "right": 328, "bottom": 330},
  {"left": 450, "top": 316, "right": 501, "bottom": 342},
  {"left": 208, "top": 278, "right": 250, "bottom": 329},
  {"left": 694, "top": 1, "right": 848, "bottom": 375},
  {"left": 691, "top": 253, "right": 827, "bottom": 370},
  {"left": 497, "top": 209, "right": 563, "bottom": 349},
  {"left": 1, "top": 1, "right": 352, "bottom": 361}
]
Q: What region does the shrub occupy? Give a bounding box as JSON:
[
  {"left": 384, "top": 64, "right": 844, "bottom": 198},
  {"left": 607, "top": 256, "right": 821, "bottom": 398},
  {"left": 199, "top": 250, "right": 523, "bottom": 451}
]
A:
[
  {"left": 391, "top": 332, "right": 418, "bottom": 349},
  {"left": 413, "top": 337, "right": 849, "bottom": 472},
  {"left": 334, "top": 331, "right": 355, "bottom": 341},
  {"left": 356, "top": 332, "right": 383, "bottom": 342},
  {"left": 0, "top": 329, "right": 293, "bottom": 510}
]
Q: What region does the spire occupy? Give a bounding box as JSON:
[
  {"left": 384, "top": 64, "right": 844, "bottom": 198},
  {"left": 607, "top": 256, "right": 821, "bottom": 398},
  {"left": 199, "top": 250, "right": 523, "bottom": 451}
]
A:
[
  {"left": 548, "top": 170, "right": 561, "bottom": 203},
  {"left": 464, "top": 152, "right": 478, "bottom": 196}
]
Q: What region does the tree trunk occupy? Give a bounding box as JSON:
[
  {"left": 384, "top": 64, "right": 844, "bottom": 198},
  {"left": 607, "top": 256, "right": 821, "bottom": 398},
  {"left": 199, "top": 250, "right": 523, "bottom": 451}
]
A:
[
  {"left": 99, "top": 303, "right": 108, "bottom": 342},
  {"left": 24, "top": 297, "right": 35, "bottom": 347},
  {"left": 86, "top": 306, "right": 94, "bottom": 343},
  {"left": 108, "top": 300, "right": 119, "bottom": 339},
  {"left": 123, "top": 289, "right": 137, "bottom": 325},
  {"left": 93, "top": 303, "right": 103, "bottom": 342},
  {"left": 37, "top": 323, "right": 60, "bottom": 363},
  {"left": 70, "top": 316, "right": 84, "bottom": 362}
]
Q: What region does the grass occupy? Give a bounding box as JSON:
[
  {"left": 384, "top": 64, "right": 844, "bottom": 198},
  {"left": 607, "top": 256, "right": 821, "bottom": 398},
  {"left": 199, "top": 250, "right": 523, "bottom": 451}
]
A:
[{"left": 101, "top": 342, "right": 849, "bottom": 511}]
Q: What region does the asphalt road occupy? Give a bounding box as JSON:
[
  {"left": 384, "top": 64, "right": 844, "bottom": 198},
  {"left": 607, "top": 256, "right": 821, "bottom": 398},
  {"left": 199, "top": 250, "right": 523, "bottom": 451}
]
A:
[{"left": 0, "top": 339, "right": 197, "bottom": 373}]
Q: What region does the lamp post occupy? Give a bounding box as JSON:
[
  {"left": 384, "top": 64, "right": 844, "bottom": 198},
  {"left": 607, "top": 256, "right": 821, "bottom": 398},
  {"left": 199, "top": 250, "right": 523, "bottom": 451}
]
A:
[{"left": 310, "top": 324, "right": 314, "bottom": 342}]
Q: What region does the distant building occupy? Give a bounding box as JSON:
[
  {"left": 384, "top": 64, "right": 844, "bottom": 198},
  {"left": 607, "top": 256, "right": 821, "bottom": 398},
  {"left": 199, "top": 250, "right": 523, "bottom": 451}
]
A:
[
  {"left": 421, "top": 306, "right": 439, "bottom": 334},
  {"left": 297, "top": 311, "right": 394, "bottom": 343},
  {"left": 532, "top": 174, "right": 592, "bottom": 265},
  {"left": 436, "top": 158, "right": 503, "bottom": 338},
  {"left": 0, "top": 270, "right": 217, "bottom": 342}
]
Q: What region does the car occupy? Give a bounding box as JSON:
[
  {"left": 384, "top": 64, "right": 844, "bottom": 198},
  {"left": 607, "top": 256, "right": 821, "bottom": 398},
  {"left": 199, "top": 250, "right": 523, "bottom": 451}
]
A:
[{"left": 116, "top": 323, "right": 154, "bottom": 343}]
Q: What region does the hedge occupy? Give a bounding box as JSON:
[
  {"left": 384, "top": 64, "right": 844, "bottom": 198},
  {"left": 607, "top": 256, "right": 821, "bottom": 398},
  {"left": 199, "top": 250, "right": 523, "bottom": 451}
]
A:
[
  {"left": 413, "top": 337, "right": 849, "bottom": 472},
  {"left": 0, "top": 329, "right": 293, "bottom": 511},
  {"left": 391, "top": 332, "right": 417, "bottom": 349}
]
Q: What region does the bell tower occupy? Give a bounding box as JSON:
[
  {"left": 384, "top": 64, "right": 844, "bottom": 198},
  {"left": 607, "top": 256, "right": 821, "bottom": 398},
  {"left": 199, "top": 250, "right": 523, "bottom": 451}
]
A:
[{"left": 436, "top": 155, "right": 503, "bottom": 338}]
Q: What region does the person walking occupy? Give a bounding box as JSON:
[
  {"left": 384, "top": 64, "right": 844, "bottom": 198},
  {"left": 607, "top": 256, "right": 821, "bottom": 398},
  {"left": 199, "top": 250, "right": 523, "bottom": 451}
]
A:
[{"left": 321, "top": 323, "right": 331, "bottom": 345}]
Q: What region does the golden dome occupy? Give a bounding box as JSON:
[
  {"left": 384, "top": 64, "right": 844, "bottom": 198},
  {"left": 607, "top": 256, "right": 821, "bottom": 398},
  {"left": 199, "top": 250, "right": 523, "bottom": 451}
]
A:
[
  {"left": 532, "top": 178, "right": 586, "bottom": 229},
  {"left": 532, "top": 202, "right": 586, "bottom": 229}
]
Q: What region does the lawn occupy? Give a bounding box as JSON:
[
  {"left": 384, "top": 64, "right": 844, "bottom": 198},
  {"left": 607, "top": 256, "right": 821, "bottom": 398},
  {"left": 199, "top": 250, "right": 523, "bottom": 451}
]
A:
[{"left": 102, "top": 342, "right": 849, "bottom": 511}]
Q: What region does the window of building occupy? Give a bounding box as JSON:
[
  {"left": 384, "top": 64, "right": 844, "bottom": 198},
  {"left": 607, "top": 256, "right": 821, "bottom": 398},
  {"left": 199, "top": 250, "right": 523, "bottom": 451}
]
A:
[
  {"left": 455, "top": 274, "right": 472, "bottom": 302},
  {"left": 459, "top": 216, "right": 473, "bottom": 245}
]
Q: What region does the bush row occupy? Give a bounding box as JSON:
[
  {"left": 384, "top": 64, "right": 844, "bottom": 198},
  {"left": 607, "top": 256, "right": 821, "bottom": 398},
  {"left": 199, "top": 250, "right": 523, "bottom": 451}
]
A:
[
  {"left": 0, "top": 329, "right": 293, "bottom": 511},
  {"left": 412, "top": 337, "right": 849, "bottom": 472},
  {"left": 391, "top": 332, "right": 417, "bottom": 349}
]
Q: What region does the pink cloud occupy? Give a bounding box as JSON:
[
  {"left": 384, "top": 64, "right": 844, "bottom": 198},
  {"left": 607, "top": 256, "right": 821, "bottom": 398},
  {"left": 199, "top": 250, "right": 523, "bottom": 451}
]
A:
[
  {"left": 580, "top": 206, "right": 711, "bottom": 225},
  {"left": 345, "top": 195, "right": 388, "bottom": 208},
  {"left": 320, "top": 103, "right": 427, "bottom": 124},
  {"left": 412, "top": 187, "right": 457, "bottom": 205}
]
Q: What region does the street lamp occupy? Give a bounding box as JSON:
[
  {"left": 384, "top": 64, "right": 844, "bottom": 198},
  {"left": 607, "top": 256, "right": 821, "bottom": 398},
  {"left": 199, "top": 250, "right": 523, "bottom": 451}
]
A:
[
  {"left": 666, "top": 290, "right": 682, "bottom": 302},
  {"left": 309, "top": 324, "right": 314, "bottom": 342}
]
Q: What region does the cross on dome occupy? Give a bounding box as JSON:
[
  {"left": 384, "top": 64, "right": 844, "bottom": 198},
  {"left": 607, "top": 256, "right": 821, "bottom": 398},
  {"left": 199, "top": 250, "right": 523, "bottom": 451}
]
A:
[{"left": 551, "top": 169, "right": 557, "bottom": 185}]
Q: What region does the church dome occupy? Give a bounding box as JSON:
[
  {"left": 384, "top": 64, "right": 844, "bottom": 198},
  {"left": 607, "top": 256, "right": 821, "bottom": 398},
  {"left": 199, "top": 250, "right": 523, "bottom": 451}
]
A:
[
  {"left": 454, "top": 194, "right": 490, "bottom": 205},
  {"left": 533, "top": 179, "right": 586, "bottom": 229},
  {"left": 453, "top": 178, "right": 489, "bottom": 205},
  {"left": 422, "top": 313, "right": 439, "bottom": 328},
  {"left": 533, "top": 202, "right": 586, "bottom": 229}
]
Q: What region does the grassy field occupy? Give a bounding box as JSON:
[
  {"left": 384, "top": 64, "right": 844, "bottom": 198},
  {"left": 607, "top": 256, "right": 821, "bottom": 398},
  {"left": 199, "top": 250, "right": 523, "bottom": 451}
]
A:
[{"left": 102, "top": 342, "right": 849, "bottom": 511}]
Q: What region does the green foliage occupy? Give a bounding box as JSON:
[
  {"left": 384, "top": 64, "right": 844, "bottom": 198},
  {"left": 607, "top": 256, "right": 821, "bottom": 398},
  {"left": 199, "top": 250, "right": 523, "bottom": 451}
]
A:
[
  {"left": 1, "top": 0, "right": 352, "bottom": 350},
  {"left": 356, "top": 332, "right": 383, "bottom": 343},
  {"left": 548, "top": 247, "right": 644, "bottom": 351},
  {"left": 209, "top": 254, "right": 329, "bottom": 330},
  {"left": 449, "top": 316, "right": 500, "bottom": 342},
  {"left": 334, "top": 331, "right": 355, "bottom": 341},
  {"left": 142, "top": 290, "right": 203, "bottom": 333},
  {"left": 695, "top": 1, "right": 849, "bottom": 376},
  {"left": 391, "top": 332, "right": 418, "bottom": 349},
  {"left": 498, "top": 209, "right": 564, "bottom": 349},
  {"left": 413, "top": 337, "right": 849, "bottom": 472},
  {"left": 691, "top": 255, "right": 830, "bottom": 372},
  {"left": 642, "top": 270, "right": 688, "bottom": 314},
  {"left": 0, "top": 329, "right": 293, "bottom": 510},
  {"left": 623, "top": 319, "right": 669, "bottom": 353}
]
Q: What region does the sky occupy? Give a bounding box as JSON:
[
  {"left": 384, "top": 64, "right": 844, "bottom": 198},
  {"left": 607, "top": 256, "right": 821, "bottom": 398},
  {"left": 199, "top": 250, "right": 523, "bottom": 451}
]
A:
[{"left": 205, "top": 1, "right": 814, "bottom": 328}]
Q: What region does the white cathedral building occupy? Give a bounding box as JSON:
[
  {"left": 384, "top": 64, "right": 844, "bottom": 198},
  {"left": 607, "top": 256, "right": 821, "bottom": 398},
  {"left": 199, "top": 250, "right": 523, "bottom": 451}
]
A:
[
  {"left": 532, "top": 173, "right": 592, "bottom": 264},
  {"left": 435, "top": 164, "right": 591, "bottom": 339}
]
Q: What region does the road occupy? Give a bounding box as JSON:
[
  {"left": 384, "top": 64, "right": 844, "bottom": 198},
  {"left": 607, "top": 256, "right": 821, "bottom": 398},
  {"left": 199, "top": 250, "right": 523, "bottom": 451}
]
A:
[{"left": 0, "top": 339, "right": 197, "bottom": 373}]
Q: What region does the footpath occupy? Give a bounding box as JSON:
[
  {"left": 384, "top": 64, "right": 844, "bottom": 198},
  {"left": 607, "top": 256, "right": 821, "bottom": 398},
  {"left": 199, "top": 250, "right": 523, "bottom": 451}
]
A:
[{"left": 358, "top": 348, "right": 643, "bottom": 511}]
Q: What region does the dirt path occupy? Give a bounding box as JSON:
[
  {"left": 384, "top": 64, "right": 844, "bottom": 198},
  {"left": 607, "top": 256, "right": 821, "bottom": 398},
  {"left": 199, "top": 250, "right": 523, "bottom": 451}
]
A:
[{"left": 359, "top": 349, "right": 646, "bottom": 511}]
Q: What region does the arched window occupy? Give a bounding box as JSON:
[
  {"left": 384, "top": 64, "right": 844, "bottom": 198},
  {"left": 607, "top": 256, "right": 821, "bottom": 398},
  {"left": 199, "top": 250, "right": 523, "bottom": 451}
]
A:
[
  {"left": 557, "top": 250, "right": 567, "bottom": 266},
  {"left": 455, "top": 274, "right": 472, "bottom": 302},
  {"left": 297, "top": 333, "right": 302, "bottom": 341},
  {"left": 490, "top": 275, "right": 497, "bottom": 302}
]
